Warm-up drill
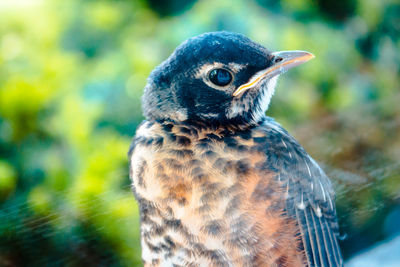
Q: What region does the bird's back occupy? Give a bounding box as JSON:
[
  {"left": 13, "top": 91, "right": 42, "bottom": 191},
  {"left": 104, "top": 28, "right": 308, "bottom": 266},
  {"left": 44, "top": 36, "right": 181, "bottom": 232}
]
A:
[{"left": 129, "top": 119, "right": 341, "bottom": 266}]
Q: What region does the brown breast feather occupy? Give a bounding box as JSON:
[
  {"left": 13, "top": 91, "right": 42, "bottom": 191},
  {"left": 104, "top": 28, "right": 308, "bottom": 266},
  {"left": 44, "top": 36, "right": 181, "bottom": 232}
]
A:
[{"left": 130, "top": 120, "right": 306, "bottom": 266}]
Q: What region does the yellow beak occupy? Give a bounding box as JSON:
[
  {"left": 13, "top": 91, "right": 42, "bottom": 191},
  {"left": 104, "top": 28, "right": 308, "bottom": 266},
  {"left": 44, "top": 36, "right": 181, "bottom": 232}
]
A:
[{"left": 233, "top": 50, "right": 315, "bottom": 97}]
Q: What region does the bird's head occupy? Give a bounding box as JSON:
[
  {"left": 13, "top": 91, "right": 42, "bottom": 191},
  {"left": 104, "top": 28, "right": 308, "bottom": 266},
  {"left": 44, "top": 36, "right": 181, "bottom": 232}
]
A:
[{"left": 142, "top": 31, "right": 314, "bottom": 126}]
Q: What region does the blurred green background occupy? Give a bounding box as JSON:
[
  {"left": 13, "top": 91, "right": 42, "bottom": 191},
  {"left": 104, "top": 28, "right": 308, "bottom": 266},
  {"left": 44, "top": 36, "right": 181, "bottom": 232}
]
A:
[{"left": 0, "top": 0, "right": 399, "bottom": 266}]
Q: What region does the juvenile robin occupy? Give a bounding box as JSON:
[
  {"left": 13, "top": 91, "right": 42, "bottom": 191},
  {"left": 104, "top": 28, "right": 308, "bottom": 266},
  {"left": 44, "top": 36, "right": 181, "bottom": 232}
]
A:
[{"left": 129, "top": 31, "right": 343, "bottom": 267}]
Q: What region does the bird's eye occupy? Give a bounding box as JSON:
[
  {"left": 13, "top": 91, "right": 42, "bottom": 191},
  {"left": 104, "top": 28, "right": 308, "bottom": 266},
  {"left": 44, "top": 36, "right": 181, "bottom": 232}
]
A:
[{"left": 209, "top": 69, "right": 232, "bottom": 86}]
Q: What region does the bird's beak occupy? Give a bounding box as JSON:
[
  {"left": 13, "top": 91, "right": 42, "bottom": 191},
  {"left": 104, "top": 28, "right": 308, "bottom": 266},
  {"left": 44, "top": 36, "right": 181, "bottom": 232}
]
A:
[{"left": 232, "top": 50, "right": 315, "bottom": 97}]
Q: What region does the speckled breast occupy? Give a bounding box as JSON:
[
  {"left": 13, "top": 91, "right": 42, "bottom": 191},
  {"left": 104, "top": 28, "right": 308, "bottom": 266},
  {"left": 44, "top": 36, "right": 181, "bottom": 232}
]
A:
[{"left": 129, "top": 120, "right": 305, "bottom": 267}]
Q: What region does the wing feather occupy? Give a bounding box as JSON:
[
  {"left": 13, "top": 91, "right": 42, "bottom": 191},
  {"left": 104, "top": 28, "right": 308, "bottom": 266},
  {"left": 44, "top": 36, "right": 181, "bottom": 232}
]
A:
[
  {"left": 296, "top": 206, "right": 315, "bottom": 266},
  {"left": 261, "top": 118, "right": 343, "bottom": 267}
]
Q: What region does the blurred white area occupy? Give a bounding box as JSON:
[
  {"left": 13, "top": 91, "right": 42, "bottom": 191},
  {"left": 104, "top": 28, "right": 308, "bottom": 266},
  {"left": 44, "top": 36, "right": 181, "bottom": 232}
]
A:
[
  {"left": 347, "top": 234, "right": 400, "bottom": 267},
  {"left": 0, "top": 0, "right": 43, "bottom": 9}
]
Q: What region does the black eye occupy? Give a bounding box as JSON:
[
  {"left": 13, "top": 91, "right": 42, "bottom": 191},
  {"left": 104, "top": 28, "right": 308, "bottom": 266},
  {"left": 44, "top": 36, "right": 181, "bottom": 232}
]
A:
[{"left": 209, "top": 69, "right": 232, "bottom": 86}]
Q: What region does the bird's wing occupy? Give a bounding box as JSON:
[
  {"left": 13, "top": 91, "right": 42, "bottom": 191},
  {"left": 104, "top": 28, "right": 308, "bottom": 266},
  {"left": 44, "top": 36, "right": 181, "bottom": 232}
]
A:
[{"left": 260, "top": 118, "right": 343, "bottom": 267}]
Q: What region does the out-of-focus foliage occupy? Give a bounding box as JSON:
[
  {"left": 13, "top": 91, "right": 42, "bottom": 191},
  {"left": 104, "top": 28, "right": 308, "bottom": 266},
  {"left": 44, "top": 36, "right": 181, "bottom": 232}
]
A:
[{"left": 0, "top": 0, "right": 399, "bottom": 266}]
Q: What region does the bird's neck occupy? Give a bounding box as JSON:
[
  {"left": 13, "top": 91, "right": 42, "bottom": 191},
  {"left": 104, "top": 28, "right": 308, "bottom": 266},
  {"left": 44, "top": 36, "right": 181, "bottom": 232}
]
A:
[{"left": 155, "top": 116, "right": 267, "bottom": 132}]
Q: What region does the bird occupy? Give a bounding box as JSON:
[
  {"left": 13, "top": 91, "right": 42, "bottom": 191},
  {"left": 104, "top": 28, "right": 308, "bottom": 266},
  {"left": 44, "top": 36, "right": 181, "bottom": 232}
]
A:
[{"left": 129, "top": 31, "right": 343, "bottom": 267}]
